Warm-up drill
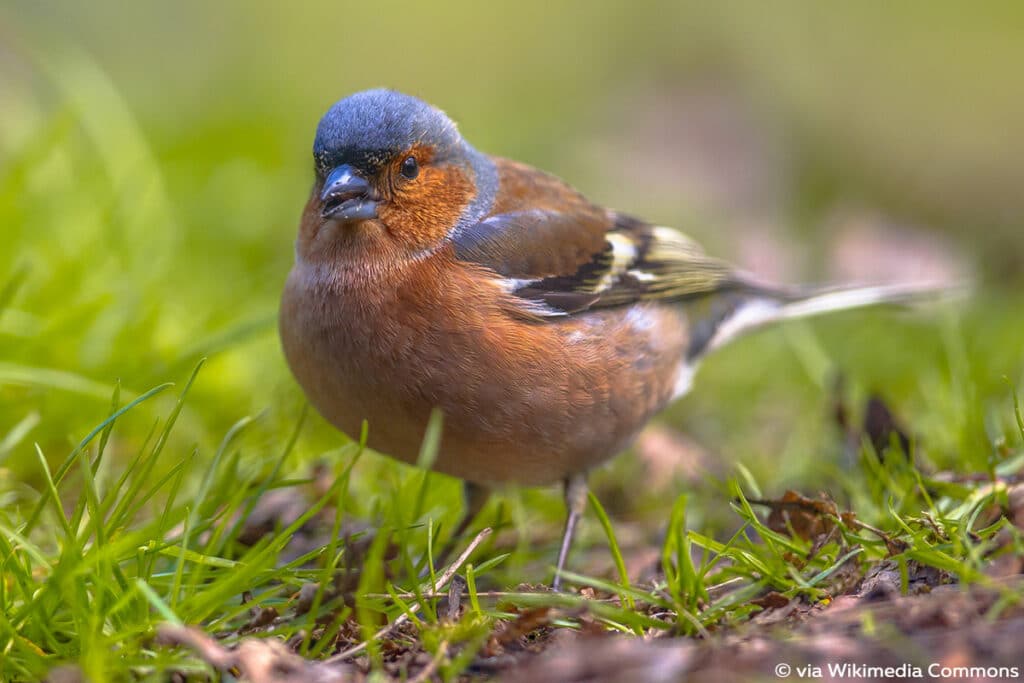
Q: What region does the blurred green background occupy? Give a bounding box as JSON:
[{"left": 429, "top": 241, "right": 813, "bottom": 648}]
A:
[{"left": 2, "top": 2, "right": 1023, "bottom": 545}]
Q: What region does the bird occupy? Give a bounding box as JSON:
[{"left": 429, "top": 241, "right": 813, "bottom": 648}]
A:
[{"left": 280, "top": 88, "right": 943, "bottom": 589}]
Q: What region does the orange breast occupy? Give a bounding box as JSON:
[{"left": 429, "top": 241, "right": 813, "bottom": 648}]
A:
[{"left": 280, "top": 248, "right": 690, "bottom": 486}]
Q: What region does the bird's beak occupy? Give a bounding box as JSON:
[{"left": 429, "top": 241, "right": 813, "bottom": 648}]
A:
[{"left": 320, "top": 165, "right": 379, "bottom": 222}]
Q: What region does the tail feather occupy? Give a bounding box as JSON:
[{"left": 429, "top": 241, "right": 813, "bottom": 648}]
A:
[
  {"left": 776, "top": 282, "right": 959, "bottom": 321},
  {"left": 695, "top": 281, "right": 962, "bottom": 358}
]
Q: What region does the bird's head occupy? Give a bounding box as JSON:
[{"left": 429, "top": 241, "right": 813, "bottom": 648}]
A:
[{"left": 301, "top": 89, "right": 496, "bottom": 262}]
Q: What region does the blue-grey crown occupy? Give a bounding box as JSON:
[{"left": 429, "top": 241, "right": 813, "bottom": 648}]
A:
[{"left": 313, "top": 89, "right": 464, "bottom": 175}]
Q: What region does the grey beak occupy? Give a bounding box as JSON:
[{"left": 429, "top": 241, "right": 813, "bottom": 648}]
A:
[{"left": 320, "top": 164, "right": 378, "bottom": 222}]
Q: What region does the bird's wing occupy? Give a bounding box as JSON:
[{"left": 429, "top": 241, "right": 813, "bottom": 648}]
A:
[{"left": 452, "top": 208, "right": 746, "bottom": 317}]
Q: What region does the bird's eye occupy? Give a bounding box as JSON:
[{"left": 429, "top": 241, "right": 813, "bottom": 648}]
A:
[{"left": 400, "top": 155, "right": 419, "bottom": 180}]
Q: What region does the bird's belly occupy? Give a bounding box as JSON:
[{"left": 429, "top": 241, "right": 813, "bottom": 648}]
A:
[{"left": 280, "top": 271, "right": 691, "bottom": 486}]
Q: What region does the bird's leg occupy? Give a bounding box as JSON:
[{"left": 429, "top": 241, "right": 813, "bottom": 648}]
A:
[
  {"left": 429, "top": 481, "right": 490, "bottom": 573},
  {"left": 552, "top": 472, "right": 589, "bottom": 592},
  {"left": 450, "top": 481, "right": 491, "bottom": 546}
]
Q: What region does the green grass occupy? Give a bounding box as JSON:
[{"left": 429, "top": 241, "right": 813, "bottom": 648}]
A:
[
  {"left": 3, "top": 5, "right": 1024, "bottom": 679},
  {"left": 3, "top": 356, "right": 1023, "bottom": 679}
]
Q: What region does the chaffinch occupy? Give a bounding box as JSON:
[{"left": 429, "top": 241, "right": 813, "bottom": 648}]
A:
[{"left": 280, "top": 89, "right": 937, "bottom": 588}]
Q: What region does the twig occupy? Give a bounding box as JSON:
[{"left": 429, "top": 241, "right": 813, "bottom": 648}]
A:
[
  {"left": 705, "top": 577, "right": 744, "bottom": 598},
  {"left": 361, "top": 590, "right": 617, "bottom": 601},
  {"left": 326, "top": 527, "right": 492, "bottom": 663}
]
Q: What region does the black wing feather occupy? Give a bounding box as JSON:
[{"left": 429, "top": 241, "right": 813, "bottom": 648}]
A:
[{"left": 454, "top": 209, "right": 745, "bottom": 317}]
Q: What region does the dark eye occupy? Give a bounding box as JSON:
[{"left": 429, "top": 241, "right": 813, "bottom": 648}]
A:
[{"left": 400, "top": 155, "right": 419, "bottom": 180}]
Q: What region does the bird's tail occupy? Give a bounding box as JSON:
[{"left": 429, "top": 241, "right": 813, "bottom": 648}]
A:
[{"left": 688, "top": 280, "right": 963, "bottom": 360}]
